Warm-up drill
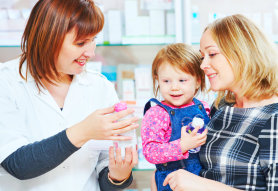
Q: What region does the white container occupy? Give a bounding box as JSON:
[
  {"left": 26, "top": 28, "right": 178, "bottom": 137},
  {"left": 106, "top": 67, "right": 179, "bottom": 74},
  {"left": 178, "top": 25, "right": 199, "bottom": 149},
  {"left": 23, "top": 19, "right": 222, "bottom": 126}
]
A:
[
  {"left": 186, "top": 117, "right": 205, "bottom": 153},
  {"left": 114, "top": 102, "right": 137, "bottom": 158}
]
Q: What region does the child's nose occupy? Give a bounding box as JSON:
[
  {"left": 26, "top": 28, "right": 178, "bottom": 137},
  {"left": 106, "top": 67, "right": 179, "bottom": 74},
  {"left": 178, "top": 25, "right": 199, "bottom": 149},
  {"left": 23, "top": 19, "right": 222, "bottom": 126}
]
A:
[{"left": 171, "top": 82, "right": 179, "bottom": 90}]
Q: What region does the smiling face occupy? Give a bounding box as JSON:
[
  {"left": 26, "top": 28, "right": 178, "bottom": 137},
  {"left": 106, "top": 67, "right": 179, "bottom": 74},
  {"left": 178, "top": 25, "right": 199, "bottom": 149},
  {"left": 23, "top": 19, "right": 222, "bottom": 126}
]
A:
[
  {"left": 200, "top": 29, "right": 236, "bottom": 92},
  {"left": 157, "top": 62, "right": 200, "bottom": 107},
  {"left": 56, "top": 28, "right": 96, "bottom": 79}
]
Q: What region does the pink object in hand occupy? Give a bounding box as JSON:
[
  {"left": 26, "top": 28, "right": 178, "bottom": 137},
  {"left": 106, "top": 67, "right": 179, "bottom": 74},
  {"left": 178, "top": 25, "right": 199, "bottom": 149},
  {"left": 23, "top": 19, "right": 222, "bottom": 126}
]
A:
[
  {"left": 113, "top": 102, "right": 137, "bottom": 158},
  {"left": 114, "top": 102, "right": 127, "bottom": 112}
]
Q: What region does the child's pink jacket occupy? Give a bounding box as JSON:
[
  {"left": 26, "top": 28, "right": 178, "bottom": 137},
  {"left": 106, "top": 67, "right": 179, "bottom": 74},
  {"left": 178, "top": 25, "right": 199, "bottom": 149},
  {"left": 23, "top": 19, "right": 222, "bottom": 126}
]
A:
[{"left": 141, "top": 100, "right": 210, "bottom": 164}]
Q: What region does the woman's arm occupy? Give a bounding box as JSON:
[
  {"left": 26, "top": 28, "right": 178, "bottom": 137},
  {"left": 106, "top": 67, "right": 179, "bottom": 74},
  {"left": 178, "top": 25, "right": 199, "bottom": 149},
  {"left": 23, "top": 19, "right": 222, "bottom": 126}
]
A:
[
  {"left": 0, "top": 78, "right": 80, "bottom": 179},
  {"left": 64, "top": 73, "right": 138, "bottom": 152},
  {"left": 163, "top": 169, "right": 240, "bottom": 191},
  {"left": 66, "top": 106, "right": 139, "bottom": 148},
  {"left": 1, "top": 130, "right": 78, "bottom": 180},
  {"left": 1, "top": 105, "right": 138, "bottom": 180}
]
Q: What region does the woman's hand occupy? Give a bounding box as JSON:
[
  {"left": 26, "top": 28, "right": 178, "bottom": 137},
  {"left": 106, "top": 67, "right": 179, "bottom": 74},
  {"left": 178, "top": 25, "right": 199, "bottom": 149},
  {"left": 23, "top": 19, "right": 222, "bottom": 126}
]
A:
[
  {"left": 163, "top": 169, "right": 240, "bottom": 191},
  {"left": 66, "top": 106, "right": 139, "bottom": 147},
  {"left": 180, "top": 125, "right": 207, "bottom": 153},
  {"left": 108, "top": 146, "right": 138, "bottom": 181},
  {"left": 163, "top": 169, "right": 203, "bottom": 191}
]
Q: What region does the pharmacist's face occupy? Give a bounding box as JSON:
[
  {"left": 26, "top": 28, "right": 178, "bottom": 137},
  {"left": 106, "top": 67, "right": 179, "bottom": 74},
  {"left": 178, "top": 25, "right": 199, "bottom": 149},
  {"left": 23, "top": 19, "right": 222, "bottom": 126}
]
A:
[
  {"left": 158, "top": 62, "right": 200, "bottom": 107},
  {"left": 56, "top": 28, "right": 96, "bottom": 76},
  {"left": 200, "top": 29, "right": 235, "bottom": 92}
]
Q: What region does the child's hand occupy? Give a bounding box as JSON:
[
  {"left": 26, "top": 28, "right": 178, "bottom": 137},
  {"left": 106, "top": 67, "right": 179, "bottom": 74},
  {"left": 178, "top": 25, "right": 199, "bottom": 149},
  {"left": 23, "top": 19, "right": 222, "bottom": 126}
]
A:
[{"left": 180, "top": 125, "right": 207, "bottom": 153}]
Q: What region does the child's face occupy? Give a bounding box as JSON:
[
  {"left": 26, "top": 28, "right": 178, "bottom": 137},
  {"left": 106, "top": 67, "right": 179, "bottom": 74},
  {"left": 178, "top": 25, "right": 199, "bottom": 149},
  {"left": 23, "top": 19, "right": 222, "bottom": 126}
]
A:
[{"left": 157, "top": 62, "right": 200, "bottom": 107}]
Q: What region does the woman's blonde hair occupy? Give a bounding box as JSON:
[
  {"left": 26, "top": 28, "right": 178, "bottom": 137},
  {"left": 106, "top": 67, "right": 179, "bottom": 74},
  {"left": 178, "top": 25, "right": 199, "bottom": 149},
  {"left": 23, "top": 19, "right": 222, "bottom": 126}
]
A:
[
  {"left": 152, "top": 43, "right": 205, "bottom": 97},
  {"left": 206, "top": 14, "right": 278, "bottom": 107}
]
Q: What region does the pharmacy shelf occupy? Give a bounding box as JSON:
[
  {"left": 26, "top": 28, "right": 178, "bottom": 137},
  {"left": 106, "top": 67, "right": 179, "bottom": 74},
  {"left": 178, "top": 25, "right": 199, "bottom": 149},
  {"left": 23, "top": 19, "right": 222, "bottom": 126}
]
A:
[
  {"left": 133, "top": 168, "right": 155, "bottom": 171},
  {"left": 0, "top": 43, "right": 174, "bottom": 48}
]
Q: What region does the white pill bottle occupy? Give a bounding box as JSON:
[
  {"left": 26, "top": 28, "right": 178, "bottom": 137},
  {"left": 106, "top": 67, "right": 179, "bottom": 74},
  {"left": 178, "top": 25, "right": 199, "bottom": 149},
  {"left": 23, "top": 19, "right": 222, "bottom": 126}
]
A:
[{"left": 113, "top": 102, "right": 137, "bottom": 157}]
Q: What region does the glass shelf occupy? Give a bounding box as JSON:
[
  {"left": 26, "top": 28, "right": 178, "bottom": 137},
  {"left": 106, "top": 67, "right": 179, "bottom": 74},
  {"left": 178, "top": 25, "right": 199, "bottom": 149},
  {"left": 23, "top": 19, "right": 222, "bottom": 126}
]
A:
[
  {"left": 0, "top": 43, "right": 172, "bottom": 48},
  {"left": 0, "top": 45, "right": 21, "bottom": 48},
  {"left": 2, "top": 40, "right": 278, "bottom": 48},
  {"left": 133, "top": 168, "right": 155, "bottom": 171},
  {"left": 98, "top": 43, "right": 173, "bottom": 46}
]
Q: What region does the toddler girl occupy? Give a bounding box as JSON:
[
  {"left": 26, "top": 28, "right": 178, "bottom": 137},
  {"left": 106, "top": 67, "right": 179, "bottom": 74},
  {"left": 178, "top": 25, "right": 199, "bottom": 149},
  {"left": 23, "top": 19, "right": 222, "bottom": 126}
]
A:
[{"left": 141, "top": 43, "right": 210, "bottom": 191}]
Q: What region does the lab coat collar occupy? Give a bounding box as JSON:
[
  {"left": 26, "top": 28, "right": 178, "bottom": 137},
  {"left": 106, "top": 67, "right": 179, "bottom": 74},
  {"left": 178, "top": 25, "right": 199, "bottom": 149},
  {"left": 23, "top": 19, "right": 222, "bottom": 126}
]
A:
[
  {"left": 18, "top": 62, "right": 34, "bottom": 83},
  {"left": 74, "top": 70, "right": 94, "bottom": 86}
]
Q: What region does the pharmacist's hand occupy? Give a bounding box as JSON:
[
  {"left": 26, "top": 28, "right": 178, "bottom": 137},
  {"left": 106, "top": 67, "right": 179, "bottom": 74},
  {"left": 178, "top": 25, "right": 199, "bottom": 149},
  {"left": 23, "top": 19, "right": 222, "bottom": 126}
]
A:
[
  {"left": 108, "top": 146, "right": 138, "bottom": 181},
  {"left": 180, "top": 125, "right": 207, "bottom": 153},
  {"left": 67, "top": 106, "right": 139, "bottom": 147},
  {"left": 163, "top": 169, "right": 203, "bottom": 191}
]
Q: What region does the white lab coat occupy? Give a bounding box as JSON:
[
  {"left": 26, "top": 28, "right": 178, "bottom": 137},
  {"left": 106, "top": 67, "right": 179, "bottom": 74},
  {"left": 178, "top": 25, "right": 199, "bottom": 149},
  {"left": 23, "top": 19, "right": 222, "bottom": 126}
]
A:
[{"left": 0, "top": 58, "right": 118, "bottom": 191}]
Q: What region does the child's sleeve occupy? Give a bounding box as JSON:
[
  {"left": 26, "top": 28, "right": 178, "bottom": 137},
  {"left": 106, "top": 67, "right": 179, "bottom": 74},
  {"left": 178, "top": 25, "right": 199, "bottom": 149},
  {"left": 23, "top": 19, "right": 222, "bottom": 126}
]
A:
[{"left": 141, "top": 106, "right": 189, "bottom": 164}]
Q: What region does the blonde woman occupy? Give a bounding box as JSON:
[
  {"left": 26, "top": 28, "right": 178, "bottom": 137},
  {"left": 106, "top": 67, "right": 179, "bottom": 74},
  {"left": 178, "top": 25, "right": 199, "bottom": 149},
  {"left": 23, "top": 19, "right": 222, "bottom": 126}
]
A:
[{"left": 163, "top": 14, "right": 278, "bottom": 191}]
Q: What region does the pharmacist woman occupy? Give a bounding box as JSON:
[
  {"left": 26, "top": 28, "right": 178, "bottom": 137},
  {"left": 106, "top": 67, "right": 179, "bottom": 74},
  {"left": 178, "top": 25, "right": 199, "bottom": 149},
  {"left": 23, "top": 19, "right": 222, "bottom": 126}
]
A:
[{"left": 0, "top": 0, "right": 138, "bottom": 190}]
